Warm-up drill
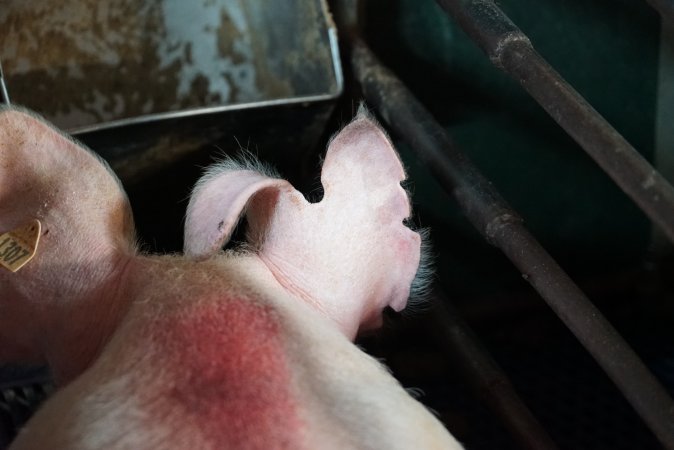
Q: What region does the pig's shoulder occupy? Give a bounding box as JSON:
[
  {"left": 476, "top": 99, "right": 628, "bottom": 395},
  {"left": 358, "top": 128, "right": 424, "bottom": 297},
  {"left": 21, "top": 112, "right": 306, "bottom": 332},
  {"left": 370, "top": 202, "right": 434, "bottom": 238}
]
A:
[
  {"left": 97, "top": 256, "right": 307, "bottom": 449},
  {"left": 146, "top": 298, "right": 303, "bottom": 449}
]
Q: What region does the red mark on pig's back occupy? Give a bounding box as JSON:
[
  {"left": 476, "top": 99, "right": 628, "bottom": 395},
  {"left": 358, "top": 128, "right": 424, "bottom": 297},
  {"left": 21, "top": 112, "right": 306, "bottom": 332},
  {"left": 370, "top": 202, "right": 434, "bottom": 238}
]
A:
[{"left": 151, "top": 298, "right": 302, "bottom": 449}]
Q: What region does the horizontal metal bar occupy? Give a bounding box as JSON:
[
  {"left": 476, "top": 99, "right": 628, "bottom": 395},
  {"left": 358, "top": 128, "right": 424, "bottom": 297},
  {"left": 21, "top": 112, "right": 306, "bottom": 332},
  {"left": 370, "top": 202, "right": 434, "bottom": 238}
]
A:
[
  {"left": 645, "top": 0, "right": 674, "bottom": 24},
  {"left": 349, "top": 39, "right": 674, "bottom": 449},
  {"left": 435, "top": 0, "right": 674, "bottom": 247},
  {"left": 431, "top": 291, "right": 559, "bottom": 450}
]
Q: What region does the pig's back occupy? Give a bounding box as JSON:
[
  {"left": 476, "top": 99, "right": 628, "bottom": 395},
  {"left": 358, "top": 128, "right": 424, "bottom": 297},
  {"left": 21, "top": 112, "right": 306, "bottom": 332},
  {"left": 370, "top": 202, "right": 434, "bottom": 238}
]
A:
[{"left": 10, "top": 257, "right": 461, "bottom": 449}]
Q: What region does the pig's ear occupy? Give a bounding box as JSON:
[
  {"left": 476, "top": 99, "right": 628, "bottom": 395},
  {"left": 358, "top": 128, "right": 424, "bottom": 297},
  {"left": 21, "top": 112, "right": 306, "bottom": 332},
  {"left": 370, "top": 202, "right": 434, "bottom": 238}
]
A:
[
  {"left": 185, "top": 111, "right": 421, "bottom": 336},
  {"left": 0, "top": 107, "right": 135, "bottom": 361},
  {"left": 184, "top": 159, "right": 291, "bottom": 258},
  {"left": 0, "top": 108, "right": 135, "bottom": 255},
  {"left": 249, "top": 110, "right": 421, "bottom": 325}
]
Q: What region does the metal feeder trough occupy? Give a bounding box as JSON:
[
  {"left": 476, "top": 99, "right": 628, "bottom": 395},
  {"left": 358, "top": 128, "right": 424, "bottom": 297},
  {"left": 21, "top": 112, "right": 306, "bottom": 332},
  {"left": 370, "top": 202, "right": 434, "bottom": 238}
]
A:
[{"left": 0, "top": 0, "right": 343, "bottom": 254}]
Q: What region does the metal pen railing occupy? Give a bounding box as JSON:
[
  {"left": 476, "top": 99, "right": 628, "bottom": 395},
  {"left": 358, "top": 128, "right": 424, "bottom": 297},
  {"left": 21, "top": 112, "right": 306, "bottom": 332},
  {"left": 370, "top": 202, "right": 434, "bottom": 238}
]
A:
[
  {"left": 431, "top": 291, "right": 559, "bottom": 450},
  {"left": 347, "top": 37, "right": 674, "bottom": 449},
  {"left": 435, "top": 0, "right": 674, "bottom": 247}
]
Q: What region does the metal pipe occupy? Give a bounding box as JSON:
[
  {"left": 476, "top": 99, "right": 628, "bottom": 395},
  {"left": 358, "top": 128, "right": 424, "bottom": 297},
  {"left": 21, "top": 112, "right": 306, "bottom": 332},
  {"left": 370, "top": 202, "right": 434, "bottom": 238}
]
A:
[
  {"left": 645, "top": 0, "right": 674, "bottom": 24},
  {"left": 434, "top": 0, "right": 674, "bottom": 246},
  {"left": 349, "top": 39, "right": 674, "bottom": 449},
  {"left": 0, "top": 60, "right": 9, "bottom": 105},
  {"left": 431, "top": 292, "right": 559, "bottom": 450}
]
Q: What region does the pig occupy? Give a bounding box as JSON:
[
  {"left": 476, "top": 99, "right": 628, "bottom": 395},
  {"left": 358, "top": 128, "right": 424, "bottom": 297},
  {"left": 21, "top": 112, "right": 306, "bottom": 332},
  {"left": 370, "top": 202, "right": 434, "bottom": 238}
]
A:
[{"left": 0, "top": 105, "right": 463, "bottom": 449}]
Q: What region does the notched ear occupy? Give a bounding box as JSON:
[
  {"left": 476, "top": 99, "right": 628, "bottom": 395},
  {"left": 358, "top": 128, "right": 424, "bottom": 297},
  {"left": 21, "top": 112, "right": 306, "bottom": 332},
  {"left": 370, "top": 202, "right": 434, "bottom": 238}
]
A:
[
  {"left": 254, "top": 111, "right": 421, "bottom": 329},
  {"left": 301, "top": 111, "right": 421, "bottom": 315},
  {"left": 185, "top": 111, "right": 421, "bottom": 336},
  {"left": 321, "top": 109, "right": 411, "bottom": 225},
  {"left": 184, "top": 158, "right": 293, "bottom": 259}
]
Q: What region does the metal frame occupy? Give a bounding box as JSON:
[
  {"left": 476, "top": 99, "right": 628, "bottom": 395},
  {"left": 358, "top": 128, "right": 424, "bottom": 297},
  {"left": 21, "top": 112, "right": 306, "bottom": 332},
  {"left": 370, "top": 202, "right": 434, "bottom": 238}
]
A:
[
  {"left": 0, "top": 0, "right": 343, "bottom": 135},
  {"left": 431, "top": 292, "right": 558, "bottom": 450},
  {"left": 434, "top": 0, "right": 674, "bottom": 247}
]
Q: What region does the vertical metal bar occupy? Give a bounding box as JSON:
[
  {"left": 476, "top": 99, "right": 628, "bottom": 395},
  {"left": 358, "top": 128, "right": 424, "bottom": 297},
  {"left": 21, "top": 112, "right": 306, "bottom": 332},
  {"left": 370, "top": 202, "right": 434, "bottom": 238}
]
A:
[
  {"left": 0, "top": 60, "right": 9, "bottom": 105},
  {"left": 349, "top": 39, "right": 674, "bottom": 449},
  {"left": 652, "top": 16, "right": 674, "bottom": 250},
  {"left": 645, "top": 0, "right": 674, "bottom": 25},
  {"left": 431, "top": 292, "right": 559, "bottom": 450},
  {"left": 434, "top": 0, "right": 674, "bottom": 247}
]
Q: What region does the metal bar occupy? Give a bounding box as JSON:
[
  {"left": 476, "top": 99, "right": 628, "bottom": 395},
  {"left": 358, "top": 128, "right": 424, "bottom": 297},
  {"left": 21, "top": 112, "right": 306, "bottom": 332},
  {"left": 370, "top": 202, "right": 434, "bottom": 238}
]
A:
[
  {"left": 0, "top": 60, "right": 9, "bottom": 105},
  {"left": 349, "top": 39, "right": 674, "bottom": 449},
  {"left": 431, "top": 291, "right": 559, "bottom": 450},
  {"left": 645, "top": 0, "right": 674, "bottom": 24},
  {"left": 434, "top": 0, "right": 674, "bottom": 246}
]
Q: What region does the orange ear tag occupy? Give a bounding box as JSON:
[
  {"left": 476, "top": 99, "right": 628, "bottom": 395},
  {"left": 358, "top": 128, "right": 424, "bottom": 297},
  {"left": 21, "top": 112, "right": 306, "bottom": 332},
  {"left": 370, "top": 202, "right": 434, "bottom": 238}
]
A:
[{"left": 0, "top": 220, "right": 41, "bottom": 272}]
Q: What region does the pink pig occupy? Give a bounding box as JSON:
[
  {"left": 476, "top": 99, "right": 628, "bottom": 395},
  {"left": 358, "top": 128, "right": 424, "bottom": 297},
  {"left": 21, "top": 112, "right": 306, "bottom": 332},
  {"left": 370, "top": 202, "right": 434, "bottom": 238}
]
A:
[{"left": 0, "top": 105, "right": 462, "bottom": 449}]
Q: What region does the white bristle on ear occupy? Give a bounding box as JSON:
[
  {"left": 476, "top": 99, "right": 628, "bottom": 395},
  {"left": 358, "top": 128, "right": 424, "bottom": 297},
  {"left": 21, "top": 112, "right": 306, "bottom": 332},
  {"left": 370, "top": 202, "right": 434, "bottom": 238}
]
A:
[
  {"left": 405, "top": 387, "right": 426, "bottom": 400},
  {"left": 190, "top": 151, "right": 280, "bottom": 209},
  {"left": 355, "top": 103, "right": 386, "bottom": 130},
  {"left": 198, "top": 150, "right": 279, "bottom": 186},
  {"left": 405, "top": 227, "right": 435, "bottom": 313},
  {"left": 356, "top": 102, "right": 372, "bottom": 119}
]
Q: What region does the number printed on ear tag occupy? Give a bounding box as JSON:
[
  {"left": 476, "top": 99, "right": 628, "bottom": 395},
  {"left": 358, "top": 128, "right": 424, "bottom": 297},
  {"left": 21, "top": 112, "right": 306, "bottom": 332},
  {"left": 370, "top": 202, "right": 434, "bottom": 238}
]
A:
[{"left": 0, "top": 220, "right": 42, "bottom": 273}]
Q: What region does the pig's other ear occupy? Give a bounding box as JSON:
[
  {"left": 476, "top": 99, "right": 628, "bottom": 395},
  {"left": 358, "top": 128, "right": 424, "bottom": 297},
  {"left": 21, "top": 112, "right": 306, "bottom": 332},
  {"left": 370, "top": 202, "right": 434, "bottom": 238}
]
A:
[
  {"left": 184, "top": 158, "right": 292, "bottom": 259},
  {"left": 185, "top": 110, "right": 421, "bottom": 336},
  {"left": 0, "top": 107, "right": 135, "bottom": 362},
  {"left": 248, "top": 109, "right": 421, "bottom": 325},
  {"left": 0, "top": 107, "right": 135, "bottom": 256}
]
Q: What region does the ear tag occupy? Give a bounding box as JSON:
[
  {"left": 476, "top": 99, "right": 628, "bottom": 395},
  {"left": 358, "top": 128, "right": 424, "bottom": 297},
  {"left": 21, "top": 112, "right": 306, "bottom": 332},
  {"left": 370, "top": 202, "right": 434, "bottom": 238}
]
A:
[{"left": 0, "top": 220, "right": 42, "bottom": 272}]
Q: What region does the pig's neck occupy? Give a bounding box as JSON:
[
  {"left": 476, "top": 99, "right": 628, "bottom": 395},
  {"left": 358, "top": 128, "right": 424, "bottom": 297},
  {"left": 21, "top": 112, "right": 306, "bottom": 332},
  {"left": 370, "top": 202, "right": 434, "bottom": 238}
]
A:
[
  {"left": 42, "top": 251, "right": 135, "bottom": 385},
  {"left": 257, "top": 252, "right": 364, "bottom": 340},
  {"left": 42, "top": 250, "right": 362, "bottom": 384}
]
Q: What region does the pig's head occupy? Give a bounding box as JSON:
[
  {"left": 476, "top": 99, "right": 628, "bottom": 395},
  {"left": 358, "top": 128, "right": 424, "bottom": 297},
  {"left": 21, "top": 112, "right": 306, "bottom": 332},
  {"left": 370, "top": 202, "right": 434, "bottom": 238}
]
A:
[
  {"left": 185, "top": 109, "right": 424, "bottom": 339},
  {"left": 0, "top": 106, "right": 135, "bottom": 377},
  {"left": 0, "top": 104, "right": 424, "bottom": 384}
]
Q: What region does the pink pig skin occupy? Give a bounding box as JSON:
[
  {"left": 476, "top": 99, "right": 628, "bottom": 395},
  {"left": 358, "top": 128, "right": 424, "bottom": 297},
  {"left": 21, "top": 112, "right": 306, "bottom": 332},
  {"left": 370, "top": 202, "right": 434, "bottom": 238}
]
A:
[{"left": 0, "top": 106, "right": 463, "bottom": 449}]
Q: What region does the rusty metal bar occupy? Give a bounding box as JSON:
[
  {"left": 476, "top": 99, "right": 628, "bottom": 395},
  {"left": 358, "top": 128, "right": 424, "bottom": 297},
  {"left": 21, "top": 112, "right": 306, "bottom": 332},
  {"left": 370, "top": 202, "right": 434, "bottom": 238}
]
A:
[
  {"left": 0, "top": 61, "right": 9, "bottom": 105},
  {"left": 645, "top": 0, "right": 674, "bottom": 24},
  {"left": 349, "top": 39, "right": 674, "bottom": 449},
  {"left": 431, "top": 292, "right": 559, "bottom": 450},
  {"left": 434, "top": 0, "right": 674, "bottom": 246}
]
